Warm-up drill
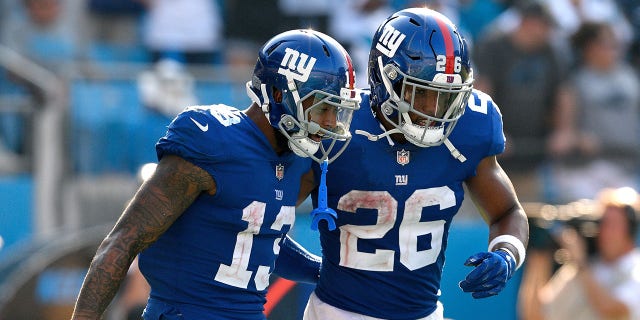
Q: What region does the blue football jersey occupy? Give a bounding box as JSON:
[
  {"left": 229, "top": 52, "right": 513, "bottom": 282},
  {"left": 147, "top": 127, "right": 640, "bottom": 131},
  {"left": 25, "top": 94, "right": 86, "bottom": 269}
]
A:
[
  {"left": 312, "top": 89, "right": 505, "bottom": 319},
  {"left": 138, "top": 105, "right": 311, "bottom": 319}
]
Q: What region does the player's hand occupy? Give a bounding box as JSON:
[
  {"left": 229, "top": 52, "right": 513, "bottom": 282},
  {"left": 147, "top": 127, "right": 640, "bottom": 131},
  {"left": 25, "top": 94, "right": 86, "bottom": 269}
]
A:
[{"left": 458, "top": 250, "right": 515, "bottom": 299}]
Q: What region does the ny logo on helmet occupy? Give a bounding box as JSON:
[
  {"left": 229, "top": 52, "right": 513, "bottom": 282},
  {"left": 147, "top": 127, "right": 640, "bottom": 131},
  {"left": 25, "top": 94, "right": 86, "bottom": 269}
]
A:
[
  {"left": 278, "top": 48, "right": 317, "bottom": 82},
  {"left": 376, "top": 25, "right": 406, "bottom": 58}
]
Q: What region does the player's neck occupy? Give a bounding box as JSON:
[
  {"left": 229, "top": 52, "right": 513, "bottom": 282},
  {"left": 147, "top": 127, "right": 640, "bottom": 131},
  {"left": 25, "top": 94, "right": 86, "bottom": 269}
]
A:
[{"left": 245, "top": 104, "right": 286, "bottom": 154}]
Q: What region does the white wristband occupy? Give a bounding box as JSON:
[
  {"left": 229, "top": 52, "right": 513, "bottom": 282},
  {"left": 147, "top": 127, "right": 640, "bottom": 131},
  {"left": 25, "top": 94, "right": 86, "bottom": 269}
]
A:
[{"left": 488, "top": 235, "right": 526, "bottom": 269}]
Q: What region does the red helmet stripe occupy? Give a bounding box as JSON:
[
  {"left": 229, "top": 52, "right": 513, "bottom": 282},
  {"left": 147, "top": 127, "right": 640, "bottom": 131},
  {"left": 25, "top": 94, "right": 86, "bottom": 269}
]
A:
[
  {"left": 344, "top": 50, "right": 355, "bottom": 89},
  {"left": 434, "top": 18, "right": 455, "bottom": 74}
]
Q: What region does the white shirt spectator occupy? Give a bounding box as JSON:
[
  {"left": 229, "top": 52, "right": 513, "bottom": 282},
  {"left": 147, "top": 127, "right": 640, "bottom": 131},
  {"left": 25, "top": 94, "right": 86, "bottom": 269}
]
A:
[{"left": 143, "top": 0, "right": 222, "bottom": 53}]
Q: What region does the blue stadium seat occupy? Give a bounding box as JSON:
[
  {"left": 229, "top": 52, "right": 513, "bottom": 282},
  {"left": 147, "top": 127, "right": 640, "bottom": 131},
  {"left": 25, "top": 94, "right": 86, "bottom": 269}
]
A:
[
  {"left": 87, "top": 42, "right": 151, "bottom": 63},
  {"left": 0, "top": 175, "right": 33, "bottom": 255},
  {"left": 0, "top": 69, "right": 28, "bottom": 95},
  {"left": 70, "top": 78, "right": 176, "bottom": 175},
  {"left": 69, "top": 78, "right": 249, "bottom": 175},
  {"left": 194, "top": 81, "right": 250, "bottom": 108}
]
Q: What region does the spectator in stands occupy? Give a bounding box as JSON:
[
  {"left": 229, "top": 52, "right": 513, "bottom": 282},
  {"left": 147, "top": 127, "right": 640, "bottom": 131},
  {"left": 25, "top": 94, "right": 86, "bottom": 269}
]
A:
[
  {"left": 518, "top": 187, "right": 640, "bottom": 320},
  {"left": 1, "top": 0, "right": 84, "bottom": 74},
  {"left": 472, "top": 1, "right": 571, "bottom": 202},
  {"left": 547, "top": 22, "right": 640, "bottom": 203},
  {"left": 137, "top": 58, "right": 198, "bottom": 117},
  {"left": 83, "top": 0, "right": 149, "bottom": 63},
  {"left": 615, "top": 0, "right": 640, "bottom": 71},
  {"left": 0, "top": 0, "right": 82, "bottom": 173},
  {"left": 278, "top": 0, "right": 330, "bottom": 36},
  {"left": 458, "top": 0, "right": 511, "bottom": 43},
  {"left": 543, "top": 0, "right": 633, "bottom": 50},
  {"left": 224, "top": 0, "right": 283, "bottom": 47},
  {"left": 138, "top": 0, "right": 223, "bottom": 65},
  {"left": 327, "top": 0, "right": 394, "bottom": 87}
]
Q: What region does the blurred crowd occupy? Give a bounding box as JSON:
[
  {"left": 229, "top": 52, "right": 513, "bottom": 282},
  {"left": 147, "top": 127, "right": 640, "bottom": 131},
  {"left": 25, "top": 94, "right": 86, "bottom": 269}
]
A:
[{"left": 2, "top": 0, "right": 639, "bottom": 205}]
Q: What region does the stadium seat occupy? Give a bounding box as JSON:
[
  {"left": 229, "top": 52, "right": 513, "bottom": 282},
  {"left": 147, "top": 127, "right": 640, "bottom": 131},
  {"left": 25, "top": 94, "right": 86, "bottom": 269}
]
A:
[
  {"left": 69, "top": 79, "right": 145, "bottom": 174},
  {"left": 87, "top": 42, "right": 151, "bottom": 63}
]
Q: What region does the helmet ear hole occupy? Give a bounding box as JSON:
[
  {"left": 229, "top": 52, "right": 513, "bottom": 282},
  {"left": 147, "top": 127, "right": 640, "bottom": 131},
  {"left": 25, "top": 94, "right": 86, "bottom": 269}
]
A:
[
  {"left": 272, "top": 88, "right": 283, "bottom": 103},
  {"left": 392, "top": 82, "right": 403, "bottom": 98}
]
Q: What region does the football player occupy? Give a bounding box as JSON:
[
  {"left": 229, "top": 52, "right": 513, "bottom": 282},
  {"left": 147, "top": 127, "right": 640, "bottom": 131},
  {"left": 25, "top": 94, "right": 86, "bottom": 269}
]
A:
[
  {"left": 71, "top": 29, "right": 359, "bottom": 320},
  {"left": 297, "top": 8, "right": 529, "bottom": 320}
]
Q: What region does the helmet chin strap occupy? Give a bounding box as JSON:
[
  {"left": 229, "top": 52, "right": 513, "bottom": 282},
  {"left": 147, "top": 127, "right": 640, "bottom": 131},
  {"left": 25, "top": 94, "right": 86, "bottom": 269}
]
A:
[
  {"left": 248, "top": 79, "right": 322, "bottom": 159},
  {"left": 355, "top": 126, "right": 466, "bottom": 162},
  {"left": 355, "top": 57, "right": 407, "bottom": 143},
  {"left": 284, "top": 78, "right": 320, "bottom": 158},
  {"left": 444, "top": 139, "right": 466, "bottom": 162},
  {"left": 355, "top": 127, "right": 401, "bottom": 142},
  {"left": 288, "top": 132, "right": 320, "bottom": 158},
  {"left": 355, "top": 113, "right": 443, "bottom": 147},
  {"left": 246, "top": 81, "right": 271, "bottom": 114}
]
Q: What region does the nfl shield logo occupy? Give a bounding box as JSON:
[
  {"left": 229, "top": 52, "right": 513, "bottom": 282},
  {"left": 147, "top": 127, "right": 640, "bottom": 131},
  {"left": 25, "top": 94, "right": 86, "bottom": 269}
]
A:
[
  {"left": 397, "top": 149, "right": 410, "bottom": 166},
  {"left": 275, "top": 164, "right": 284, "bottom": 180}
]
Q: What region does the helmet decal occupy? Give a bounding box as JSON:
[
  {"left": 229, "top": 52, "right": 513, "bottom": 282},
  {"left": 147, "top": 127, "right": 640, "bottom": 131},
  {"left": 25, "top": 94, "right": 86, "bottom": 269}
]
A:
[
  {"left": 435, "top": 19, "right": 455, "bottom": 73},
  {"left": 375, "top": 24, "right": 406, "bottom": 58},
  {"left": 277, "top": 48, "right": 317, "bottom": 82}
]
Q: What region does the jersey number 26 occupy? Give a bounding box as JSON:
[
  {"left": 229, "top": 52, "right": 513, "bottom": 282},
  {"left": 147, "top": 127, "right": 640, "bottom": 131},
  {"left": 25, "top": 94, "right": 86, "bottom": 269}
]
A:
[{"left": 337, "top": 187, "right": 455, "bottom": 271}]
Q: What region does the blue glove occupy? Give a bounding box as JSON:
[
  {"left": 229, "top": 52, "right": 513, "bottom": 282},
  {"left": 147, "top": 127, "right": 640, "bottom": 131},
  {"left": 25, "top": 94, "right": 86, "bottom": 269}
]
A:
[{"left": 459, "top": 250, "right": 515, "bottom": 299}]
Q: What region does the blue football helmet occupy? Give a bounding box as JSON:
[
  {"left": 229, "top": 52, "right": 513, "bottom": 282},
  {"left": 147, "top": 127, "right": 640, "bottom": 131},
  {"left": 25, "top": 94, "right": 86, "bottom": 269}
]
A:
[
  {"left": 358, "top": 8, "right": 473, "bottom": 157},
  {"left": 247, "top": 29, "right": 360, "bottom": 163}
]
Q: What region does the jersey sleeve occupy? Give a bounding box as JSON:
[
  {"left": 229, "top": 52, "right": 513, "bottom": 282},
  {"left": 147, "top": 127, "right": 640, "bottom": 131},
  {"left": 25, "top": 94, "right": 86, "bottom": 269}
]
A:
[
  {"left": 487, "top": 96, "right": 506, "bottom": 156},
  {"left": 273, "top": 235, "right": 321, "bottom": 284},
  {"left": 155, "top": 106, "right": 223, "bottom": 167},
  {"left": 467, "top": 89, "right": 505, "bottom": 157}
]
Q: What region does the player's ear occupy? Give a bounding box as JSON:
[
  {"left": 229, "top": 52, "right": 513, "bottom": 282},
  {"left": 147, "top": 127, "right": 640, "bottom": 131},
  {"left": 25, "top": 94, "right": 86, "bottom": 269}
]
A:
[{"left": 273, "top": 88, "right": 283, "bottom": 103}]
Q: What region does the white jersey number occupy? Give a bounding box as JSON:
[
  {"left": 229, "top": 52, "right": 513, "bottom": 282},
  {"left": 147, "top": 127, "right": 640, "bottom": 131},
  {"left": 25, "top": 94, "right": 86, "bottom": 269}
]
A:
[
  {"left": 436, "top": 55, "right": 462, "bottom": 73},
  {"left": 337, "top": 187, "right": 455, "bottom": 271},
  {"left": 468, "top": 91, "right": 492, "bottom": 115},
  {"left": 209, "top": 106, "right": 243, "bottom": 127},
  {"left": 214, "top": 201, "right": 295, "bottom": 290}
]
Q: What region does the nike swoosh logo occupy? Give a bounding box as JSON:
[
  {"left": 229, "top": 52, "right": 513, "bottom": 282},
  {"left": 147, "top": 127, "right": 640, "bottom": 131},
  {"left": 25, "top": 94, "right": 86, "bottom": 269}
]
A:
[{"left": 190, "top": 117, "right": 209, "bottom": 132}]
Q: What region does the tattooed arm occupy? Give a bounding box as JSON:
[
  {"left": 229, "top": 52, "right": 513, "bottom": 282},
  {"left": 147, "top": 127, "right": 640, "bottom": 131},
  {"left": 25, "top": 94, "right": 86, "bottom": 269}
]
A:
[{"left": 71, "top": 155, "right": 215, "bottom": 319}]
